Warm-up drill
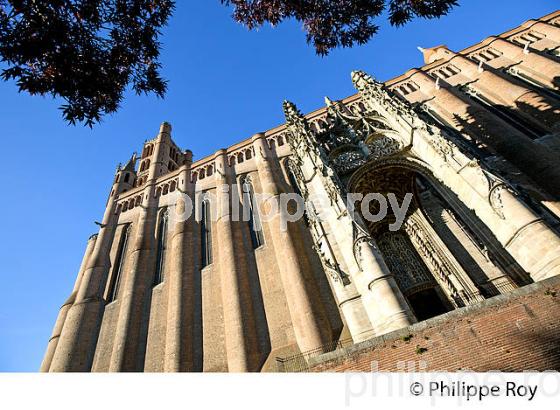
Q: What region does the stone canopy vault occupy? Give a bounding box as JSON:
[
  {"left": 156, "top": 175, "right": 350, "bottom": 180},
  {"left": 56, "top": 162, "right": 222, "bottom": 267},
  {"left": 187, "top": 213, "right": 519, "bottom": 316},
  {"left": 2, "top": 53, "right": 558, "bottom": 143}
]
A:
[
  {"left": 283, "top": 70, "right": 560, "bottom": 342},
  {"left": 42, "top": 10, "right": 560, "bottom": 373}
]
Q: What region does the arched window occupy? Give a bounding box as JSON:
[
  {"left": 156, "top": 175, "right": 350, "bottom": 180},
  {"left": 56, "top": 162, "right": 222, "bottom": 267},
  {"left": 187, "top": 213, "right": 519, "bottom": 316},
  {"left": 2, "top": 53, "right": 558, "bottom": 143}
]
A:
[
  {"left": 143, "top": 145, "right": 151, "bottom": 157},
  {"left": 201, "top": 200, "right": 213, "bottom": 268},
  {"left": 107, "top": 225, "right": 130, "bottom": 303},
  {"left": 124, "top": 173, "right": 130, "bottom": 183},
  {"left": 153, "top": 209, "right": 169, "bottom": 286},
  {"left": 242, "top": 177, "right": 264, "bottom": 249}
]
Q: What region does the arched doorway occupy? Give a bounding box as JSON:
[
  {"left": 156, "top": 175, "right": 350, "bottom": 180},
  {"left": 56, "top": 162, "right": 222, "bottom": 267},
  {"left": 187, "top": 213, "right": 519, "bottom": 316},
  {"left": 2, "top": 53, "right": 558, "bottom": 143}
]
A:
[
  {"left": 377, "top": 229, "right": 452, "bottom": 321},
  {"left": 348, "top": 157, "right": 524, "bottom": 320}
]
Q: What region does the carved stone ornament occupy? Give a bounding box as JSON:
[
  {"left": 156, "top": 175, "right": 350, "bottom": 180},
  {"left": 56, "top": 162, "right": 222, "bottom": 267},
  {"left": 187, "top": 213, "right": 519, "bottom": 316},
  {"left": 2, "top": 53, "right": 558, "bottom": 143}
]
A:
[
  {"left": 403, "top": 217, "right": 462, "bottom": 306},
  {"left": 310, "top": 95, "right": 404, "bottom": 175},
  {"left": 488, "top": 183, "right": 507, "bottom": 220},
  {"left": 351, "top": 70, "right": 470, "bottom": 168},
  {"left": 351, "top": 221, "right": 376, "bottom": 270},
  {"left": 367, "top": 135, "right": 403, "bottom": 161},
  {"left": 307, "top": 205, "right": 350, "bottom": 285},
  {"left": 286, "top": 158, "right": 309, "bottom": 200}
]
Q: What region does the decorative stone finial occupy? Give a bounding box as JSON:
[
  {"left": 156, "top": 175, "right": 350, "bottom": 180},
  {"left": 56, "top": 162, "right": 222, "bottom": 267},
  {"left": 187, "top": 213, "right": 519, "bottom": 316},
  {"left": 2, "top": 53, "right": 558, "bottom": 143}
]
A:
[
  {"left": 283, "top": 100, "right": 305, "bottom": 126},
  {"left": 282, "top": 100, "right": 299, "bottom": 118},
  {"left": 351, "top": 70, "right": 381, "bottom": 94},
  {"left": 159, "top": 121, "right": 172, "bottom": 135}
]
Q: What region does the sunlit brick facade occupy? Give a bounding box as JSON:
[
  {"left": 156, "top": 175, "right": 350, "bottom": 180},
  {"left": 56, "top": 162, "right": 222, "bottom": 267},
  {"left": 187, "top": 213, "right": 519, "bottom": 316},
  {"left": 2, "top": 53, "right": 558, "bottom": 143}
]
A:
[{"left": 42, "top": 10, "right": 560, "bottom": 372}]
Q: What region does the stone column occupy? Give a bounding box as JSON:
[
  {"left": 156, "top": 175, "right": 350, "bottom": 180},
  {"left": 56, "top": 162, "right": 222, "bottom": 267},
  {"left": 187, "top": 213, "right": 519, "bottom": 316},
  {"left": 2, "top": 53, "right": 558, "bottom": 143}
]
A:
[
  {"left": 214, "top": 150, "right": 260, "bottom": 372},
  {"left": 405, "top": 210, "right": 485, "bottom": 306},
  {"left": 303, "top": 168, "right": 414, "bottom": 337},
  {"left": 164, "top": 152, "right": 196, "bottom": 372},
  {"left": 109, "top": 124, "right": 170, "bottom": 371},
  {"left": 304, "top": 203, "right": 375, "bottom": 342},
  {"left": 252, "top": 134, "right": 332, "bottom": 353},
  {"left": 421, "top": 191, "right": 518, "bottom": 294},
  {"left": 484, "top": 184, "right": 560, "bottom": 281},
  {"left": 352, "top": 227, "right": 417, "bottom": 334},
  {"left": 414, "top": 128, "right": 560, "bottom": 282},
  {"left": 108, "top": 199, "right": 157, "bottom": 372},
  {"left": 50, "top": 190, "right": 118, "bottom": 371},
  {"left": 41, "top": 234, "right": 97, "bottom": 372}
]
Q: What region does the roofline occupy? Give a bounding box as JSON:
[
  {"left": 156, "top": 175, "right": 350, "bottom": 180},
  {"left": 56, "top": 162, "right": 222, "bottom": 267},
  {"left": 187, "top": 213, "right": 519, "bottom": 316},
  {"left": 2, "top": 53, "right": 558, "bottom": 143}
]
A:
[{"left": 189, "top": 9, "right": 559, "bottom": 168}]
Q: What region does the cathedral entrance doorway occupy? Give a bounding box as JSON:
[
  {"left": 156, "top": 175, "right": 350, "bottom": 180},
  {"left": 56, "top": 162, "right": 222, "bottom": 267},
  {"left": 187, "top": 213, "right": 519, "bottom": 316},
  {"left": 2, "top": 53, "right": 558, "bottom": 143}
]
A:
[{"left": 348, "top": 158, "right": 521, "bottom": 320}]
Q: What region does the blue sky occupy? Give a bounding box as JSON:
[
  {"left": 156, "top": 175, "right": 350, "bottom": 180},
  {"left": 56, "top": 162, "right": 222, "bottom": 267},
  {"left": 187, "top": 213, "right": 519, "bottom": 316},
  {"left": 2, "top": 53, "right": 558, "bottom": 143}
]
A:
[{"left": 0, "top": 1, "right": 556, "bottom": 372}]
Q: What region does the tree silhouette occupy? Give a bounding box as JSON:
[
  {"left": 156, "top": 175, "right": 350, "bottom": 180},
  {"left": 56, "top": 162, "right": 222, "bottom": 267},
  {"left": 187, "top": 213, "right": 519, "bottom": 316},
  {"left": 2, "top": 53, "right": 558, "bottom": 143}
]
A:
[
  {"left": 1, "top": 1, "right": 459, "bottom": 126},
  {"left": 221, "top": 0, "right": 459, "bottom": 55},
  {"left": 0, "top": 1, "right": 174, "bottom": 126}
]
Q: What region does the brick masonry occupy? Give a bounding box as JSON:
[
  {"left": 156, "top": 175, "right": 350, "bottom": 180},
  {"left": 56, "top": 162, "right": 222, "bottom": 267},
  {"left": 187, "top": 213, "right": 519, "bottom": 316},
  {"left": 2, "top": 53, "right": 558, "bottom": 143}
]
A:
[
  {"left": 309, "top": 275, "right": 560, "bottom": 372},
  {"left": 42, "top": 10, "right": 560, "bottom": 372}
]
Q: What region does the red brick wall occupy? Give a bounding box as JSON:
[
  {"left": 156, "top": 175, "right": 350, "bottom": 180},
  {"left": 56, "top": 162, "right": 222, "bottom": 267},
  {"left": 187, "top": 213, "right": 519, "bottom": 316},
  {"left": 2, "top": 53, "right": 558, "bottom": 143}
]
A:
[{"left": 310, "top": 278, "right": 560, "bottom": 372}]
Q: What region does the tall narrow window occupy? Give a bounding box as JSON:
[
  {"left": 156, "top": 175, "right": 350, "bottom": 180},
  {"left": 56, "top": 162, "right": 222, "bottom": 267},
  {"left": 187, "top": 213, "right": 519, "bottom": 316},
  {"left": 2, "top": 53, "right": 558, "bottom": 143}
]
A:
[
  {"left": 201, "top": 200, "right": 213, "bottom": 268},
  {"left": 242, "top": 177, "right": 264, "bottom": 249},
  {"left": 107, "top": 225, "right": 130, "bottom": 302},
  {"left": 153, "top": 209, "right": 168, "bottom": 286}
]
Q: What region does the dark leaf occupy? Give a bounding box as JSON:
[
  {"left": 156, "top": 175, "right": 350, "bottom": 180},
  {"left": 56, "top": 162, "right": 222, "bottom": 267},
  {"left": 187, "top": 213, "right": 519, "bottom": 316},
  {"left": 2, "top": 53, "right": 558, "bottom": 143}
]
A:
[
  {"left": 221, "top": 0, "right": 458, "bottom": 55},
  {"left": 0, "top": 0, "right": 175, "bottom": 126}
]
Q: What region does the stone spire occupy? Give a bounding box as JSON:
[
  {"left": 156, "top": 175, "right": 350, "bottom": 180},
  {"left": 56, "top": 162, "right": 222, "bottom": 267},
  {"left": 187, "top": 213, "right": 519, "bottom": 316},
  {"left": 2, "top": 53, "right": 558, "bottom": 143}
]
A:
[{"left": 122, "top": 153, "right": 137, "bottom": 173}]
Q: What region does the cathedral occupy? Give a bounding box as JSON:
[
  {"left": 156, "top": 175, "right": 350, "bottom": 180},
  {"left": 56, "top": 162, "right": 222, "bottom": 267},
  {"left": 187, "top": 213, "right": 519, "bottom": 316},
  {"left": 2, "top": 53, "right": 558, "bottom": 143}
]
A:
[{"left": 42, "top": 10, "right": 560, "bottom": 372}]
